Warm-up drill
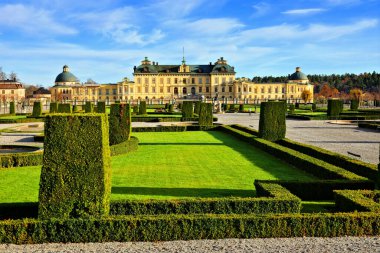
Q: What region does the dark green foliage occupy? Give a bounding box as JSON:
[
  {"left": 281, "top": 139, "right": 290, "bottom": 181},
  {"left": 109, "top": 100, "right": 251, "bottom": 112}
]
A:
[
  {"left": 220, "top": 126, "right": 365, "bottom": 180},
  {"left": 239, "top": 104, "right": 244, "bottom": 112},
  {"left": 259, "top": 101, "right": 286, "bottom": 141},
  {"left": 110, "top": 136, "right": 139, "bottom": 156},
  {"left": 327, "top": 99, "right": 343, "bottom": 116},
  {"left": 295, "top": 102, "right": 299, "bottom": 109},
  {"left": 198, "top": 103, "right": 213, "bottom": 126},
  {"left": 0, "top": 212, "right": 379, "bottom": 243},
  {"left": 138, "top": 101, "right": 146, "bottom": 115},
  {"left": 84, "top": 102, "right": 94, "bottom": 113},
  {"left": 168, "top": 104, "right": 174, "bottom": 113},
  {"left": 58, "top": 103, "right": 72, "bottom": 113},
  {"left": 335, "top": 190, "right": 380, "bottom": 212},
  {"left": 351, "top": 99, "right": 359, "bottom": 110},
  {"left": 133, "top": 105, "right": 139, "bottom": 114},
  {"left": 312, "top": 103, "right": 317, "bottom": 111},
  {"left": 182, "top": 101, "right": 194, "bottom": 118},
  {"left": 133, "top": 126, "right": 187, "bottom": 132},
  {"left": 0, "top": 152, "right": 43, "bottom": 168},
  {"left": 97, "top": 102, "right": 106, "bottom": 113},
  {"left": 109, "top": 103, "right": 132, "bottom": 145},
  {"left": 194, "top": 101, "right": 201, "bottom": 114},
  {"left": 178, "top": 103, "right": 182, "bottom": 109},
  {"left": 222, "top": 103, "right": 227, "bottom": 111},
  {"left": 49, "top": 102, "right": 58, "bottom": 113},
  {"left": 38, "top": 114, "right": 111, "bottom": 219},
  {"left": 288, "top": 104, "right": 295, "bottom": 114},
  {"left": 72, "top": 105, "right": 79, "bottom": 112},
  {"left": 164, "top": 103, "right": 169, "bottom": 110},
  {"left": 9, "top": 102, "right": 15, "bottom": 115},
  {"left": 276, "top": 138, "right": 377, "bottom": 180},
  {"left": 256, "top": 180, "right": 374, "bottom": 201},
  {"left": 32, "top": 102, "right": 42, "bottom": 117}
]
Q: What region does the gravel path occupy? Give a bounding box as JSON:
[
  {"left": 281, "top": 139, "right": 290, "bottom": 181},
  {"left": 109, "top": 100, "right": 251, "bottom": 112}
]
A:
[{"left": 1, "top": 237, "right": 379, "bottom": 253}]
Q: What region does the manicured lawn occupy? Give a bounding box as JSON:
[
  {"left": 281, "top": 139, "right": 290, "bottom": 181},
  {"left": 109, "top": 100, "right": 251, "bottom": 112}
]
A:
[
  {"left": 111, "top": 131, "right": 316, "bottom": 200},
  {"left": 0, "top": 131, "right": 316, "bottom": 203},
  {"left": 0, "top": 115, "right": 27, "bottom": 120}
]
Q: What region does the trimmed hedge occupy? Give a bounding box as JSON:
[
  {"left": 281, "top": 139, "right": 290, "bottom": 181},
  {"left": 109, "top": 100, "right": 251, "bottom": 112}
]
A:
[
  {"left": 110, "top": 136, "right": 139, "bottom": 156},
  {"left": 139, "top": 101, "right": 147, "bottom": 115},
  {"left": 182, "top": 101, "right": 194, "bottom": 118},
  {"left": 9, "top": 102, "right": 15, "bottom": 115},
  {"left": 311, "top": 103, "right": 317, "bottom": 111},
  {"left": 350, "top": 100, "right": 359, "bottom": 110},
  {"left": 219, "top": 126, "right": 365, "bottom": 180},
  {"left": 97, "top": 102, "right": 106, "bottom": 113},
  {"left": 49, "top": 103, "right": 58, "bottom": 113},
  {"left": 256, "top": 180, "right": 374, "bottom": 201},
  {"left": 259, "top": 101, "right": 286, "bottom": 141},
  {"left": 168, "top": 104, "right": 174, "bottom": 113},
  {"left": 72, "top": 105, "right": 79, "bottom": 112},
  {"left": 133, "top": 126, "right": 187, "bottom": 132},
  {"left": 327, "top": 99, "right": 343, "bottom": 116},
  {"left": 199, "top": 103, "right": 213, "bottom": 126},
  {"left": 276, "top": 138, "right": 377, "bottom": 181},
  {"left": 0, "top": 151, "right": 43, "bottom": 168},
  {"left": 58, "top": 103, "right": 72, "bottom": 113},
  {"left": 239, "top": 104, "right": 244, "bottom": 112},
  {"left": 335, "top": 190, "right": 380, "bottom": 212},
  {"left": 109, "top": 103, "right": 132, "bottom": 145},
  {"left": 194, "top": 101, "right": 201, "bottom": 114},
  {"left": 0, "top": 212, "right": 379, "bottom": 244},
  {"left": 38, "top": 114, "right": 111, "bottom": 219},
  {"left": 84, "top": 102, "right": 94, "bottom": 113},
  {"left": 32, "top": 102, "right": 42, "bottom": 117}
]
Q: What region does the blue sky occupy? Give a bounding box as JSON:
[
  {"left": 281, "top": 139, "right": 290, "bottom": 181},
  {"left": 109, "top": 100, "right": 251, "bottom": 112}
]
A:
[{"left": 0, "top": 0, "right": 379, "bottom": 86}]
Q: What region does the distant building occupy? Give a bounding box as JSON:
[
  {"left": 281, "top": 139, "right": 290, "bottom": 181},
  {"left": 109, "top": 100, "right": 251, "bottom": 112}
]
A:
[
  {"left": 27, "top": 87, "right": 51, "bottom": 104},
  {"left": 49, "top": 59, "right": 313, "bottom": 103},
  {"left": 0, "top": 79, "right": 25, "bottom": 103}
]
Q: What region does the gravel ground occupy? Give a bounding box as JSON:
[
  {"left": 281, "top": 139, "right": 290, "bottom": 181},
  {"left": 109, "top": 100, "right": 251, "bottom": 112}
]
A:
[{"left": 1, "top": 237, "right": 379, "bottom": 253}]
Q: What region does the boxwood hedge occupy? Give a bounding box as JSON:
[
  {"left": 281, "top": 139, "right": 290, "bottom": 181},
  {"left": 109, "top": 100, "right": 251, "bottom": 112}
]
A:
[
  {"left": 327, "top": 99, "right": 343, "bottom": 116},
  {"left": 182, "top": 101, "right": 194, "bottom": 118},
  {"left": 259, "top": 101, "right": 286, "bottom": 141},
  {"left": 109, "top": 103, "right": 132, "bottom": 145},
  {"left": 58, "top": 103, "right": 72, "bottom": 113},
  {"left": 9, "top": 102, "right": 15, "bottom": 115},
  {"left": 97, "top": 102, "right": 106, "bottom": 113},
  {"left": 32, "top": 102, "right": 42, "bottom": 117},
  {"left": 335, "top": 190, "right": 380, "bottom": 212},
  {"left": 49, "top": 103, "right": 58, "bottom": 113},
  {"left": 199, "top": 103, "right": 213, "bottom": 126},
  {"left": 139, "top": 101, "right": 147, "bottom": 115},
  {"left": 110, "top": 136, "right": 139, "bottom": 156},
  {"left": 38, "top": 114, "right": 111, "bottom": 219},
  {"left": 84, "top": 102, "right": 94, "bottom": 113}
]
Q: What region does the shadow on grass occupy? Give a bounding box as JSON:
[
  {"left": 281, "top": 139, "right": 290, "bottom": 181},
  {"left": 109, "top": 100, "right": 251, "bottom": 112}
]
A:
[
  {"left": 112, "top": 187, "right": 255, "bottom": 198},
  {"left": 139, "top": 143, "right": 224, "bottom": 146},
  {"left": 206, "top": 131, "right": 316, "bottom": 180}
]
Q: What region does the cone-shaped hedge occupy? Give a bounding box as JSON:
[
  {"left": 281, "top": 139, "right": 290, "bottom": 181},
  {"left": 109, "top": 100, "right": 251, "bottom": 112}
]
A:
[
  {"left": 138, "top": 101, "right": 146, "bottom": 115},
  {"left": 350, "top": 100, "right": 359, "bottom": 110},
  {"left": 327, "top": 99, "right": 343, "bottom": 116},
  {"left": 85, "top": 102, "right": 94, "bottom": 113},
  {"left": 32, "top": 101, "right": 42, "bottom": 117},
  {"left": 50, "top": 102, "right": 58, "bottom": 113},
  {"left": 182, "top": 101, "right": 193, "bottom": 118},
  {"left": 199, "top": 103, "right": 213, "bottom": 126},
  {"left": 38, "top": 114, "right": 111, "bottom": 219},
  {"left": 259, "top": 101, "right": 286, "bottom": 141},
  {"left": 97, "top": 102, "right": 106, "bottom": 113},
  {"left": 9, "top": 102, "right": 15, "bottom": 115},
  {"left": 58, "top": 103, "right": 72, "bottom": 113},
  {"left": 168, "top": 104, "right": 174, "bottom": 113},
  {"left": 109, "top": 103, "right": 132, "bottom": 145}
]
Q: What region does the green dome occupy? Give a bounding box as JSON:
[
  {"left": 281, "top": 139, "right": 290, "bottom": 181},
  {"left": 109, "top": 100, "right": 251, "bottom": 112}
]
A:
[
  {"left": 289, "top": 67, "right": 308, "bottom": 81},
  {"left": 55, "top": 65, "right": 79, "bottom": 83}
]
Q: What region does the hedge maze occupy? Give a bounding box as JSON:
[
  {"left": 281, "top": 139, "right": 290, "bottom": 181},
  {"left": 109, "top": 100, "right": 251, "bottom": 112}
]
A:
[{"left": 0, "top": 105, "right": 379, "bottom": 243}]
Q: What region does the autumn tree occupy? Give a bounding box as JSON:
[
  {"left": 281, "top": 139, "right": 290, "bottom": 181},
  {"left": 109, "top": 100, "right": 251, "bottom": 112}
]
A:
[{"left": 349, "top": 88, "right": 363, "bottom": 100}]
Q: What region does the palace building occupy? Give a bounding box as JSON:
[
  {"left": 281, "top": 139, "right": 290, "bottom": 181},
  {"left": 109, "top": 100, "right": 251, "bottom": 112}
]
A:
[
  {"left": 49, "top": 58, "right": 313, "bottom": 103},
  {"left": 0, "top": 79, "right": 25, "bottom": 103}
]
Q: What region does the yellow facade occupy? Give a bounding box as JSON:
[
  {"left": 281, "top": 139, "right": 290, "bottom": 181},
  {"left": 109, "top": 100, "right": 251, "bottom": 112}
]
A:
[{"left": 50, "top": 61, "right": 313, "bottom": 103}]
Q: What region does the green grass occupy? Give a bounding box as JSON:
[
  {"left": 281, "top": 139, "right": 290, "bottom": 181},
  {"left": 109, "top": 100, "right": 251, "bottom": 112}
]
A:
[
  {"left": 301, "top": 201, "right": 335, "bottom": 213},
  {"left": 0, "top": 131, "right": 316, "bottom": 203},
  {"left": 0, "top": 115, "right": 27, "bottom": 120}
]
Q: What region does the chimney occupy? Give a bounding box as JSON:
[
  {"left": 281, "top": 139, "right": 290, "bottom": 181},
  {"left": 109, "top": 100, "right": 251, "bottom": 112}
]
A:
[
  {"left": 133, "top": 66, "right": 137, "bottom": 72},
  {"left": 209, "top": 62, "right": 212, "bottom": 65}
]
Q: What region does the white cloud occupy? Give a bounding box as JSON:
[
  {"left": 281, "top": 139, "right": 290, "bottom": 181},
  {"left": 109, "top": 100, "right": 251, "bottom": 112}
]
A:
[
  {"left": 252, "top": 2, "right": 271, "bottom": 17},
  {"left": 233, "top": 19, "right": 378, "bottom": 43},
  {"left": 282, "top": 8, "right": 326, "bottom": 15},
  {"left": 0, "top": 4, "right": 77, "bottom": 35},
  {"left": 173, "top": 18, "right": 244, "bottom": 36},
  {"left": 144, "top": 0, "right": 206, "bottom": 20},
  {"left": 110, "top": 29, "right": 165, "bottom": 46}
]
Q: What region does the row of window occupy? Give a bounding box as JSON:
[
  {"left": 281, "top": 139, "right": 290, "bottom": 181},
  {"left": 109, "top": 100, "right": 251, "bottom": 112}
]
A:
[
  {"left": 136, "top": 76, "right": 234, "bottom": 85},
  {"left": 1, "top": 90, "right": 15, "bottom": 94}
]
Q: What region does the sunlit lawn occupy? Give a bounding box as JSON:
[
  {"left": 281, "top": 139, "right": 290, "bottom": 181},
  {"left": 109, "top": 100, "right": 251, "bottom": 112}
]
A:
[{"left": 0, "top": 131, "right": 316, "bottom": 203}]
